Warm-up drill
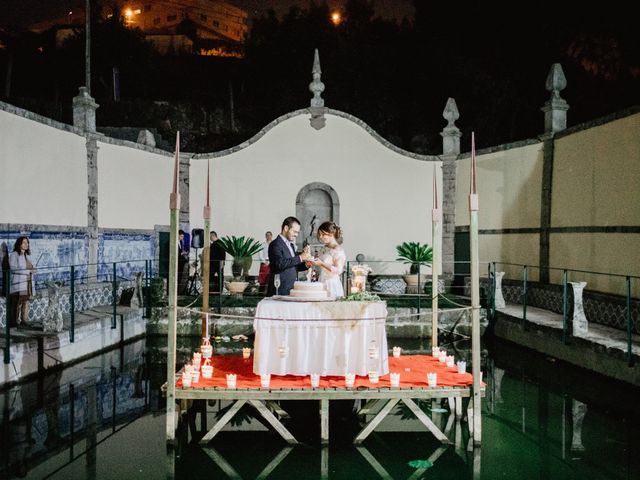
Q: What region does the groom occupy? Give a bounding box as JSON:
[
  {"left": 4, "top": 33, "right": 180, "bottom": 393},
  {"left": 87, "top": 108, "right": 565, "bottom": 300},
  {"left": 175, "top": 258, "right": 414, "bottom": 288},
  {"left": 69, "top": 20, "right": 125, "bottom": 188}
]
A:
[{"left": 266, "top": 216, "right": 312, "bottom": 296}]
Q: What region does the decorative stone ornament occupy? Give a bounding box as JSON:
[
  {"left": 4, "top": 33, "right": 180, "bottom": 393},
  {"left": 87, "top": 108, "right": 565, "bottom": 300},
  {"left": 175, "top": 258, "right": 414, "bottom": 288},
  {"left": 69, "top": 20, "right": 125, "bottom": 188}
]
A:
[{"left": 309, "top": 49, "right": 326, "bottom": 130}]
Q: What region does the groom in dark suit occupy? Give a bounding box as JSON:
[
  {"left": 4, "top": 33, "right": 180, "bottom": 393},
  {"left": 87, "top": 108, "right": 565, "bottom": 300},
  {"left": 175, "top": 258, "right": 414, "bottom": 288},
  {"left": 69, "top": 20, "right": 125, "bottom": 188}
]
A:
[{"left": 266, "top": 216, "right": 312, "bottom": 296}]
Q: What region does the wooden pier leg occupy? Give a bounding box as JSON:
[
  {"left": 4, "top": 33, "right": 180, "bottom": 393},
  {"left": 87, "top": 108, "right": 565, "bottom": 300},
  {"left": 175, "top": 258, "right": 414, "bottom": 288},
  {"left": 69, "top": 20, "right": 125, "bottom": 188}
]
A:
[
  {"left": 320, "top": 399, "right": 329, "bottom": 445},
  {"left": 455, "top": 397, "right": 463, "bottom": 417},
  {"left": 321, "top": 446, "right": 329, "bottom": 480}
]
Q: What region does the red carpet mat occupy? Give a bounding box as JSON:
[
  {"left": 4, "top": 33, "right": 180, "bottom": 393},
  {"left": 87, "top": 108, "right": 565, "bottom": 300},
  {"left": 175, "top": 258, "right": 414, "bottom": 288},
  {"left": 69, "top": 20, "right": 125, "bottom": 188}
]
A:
[{"left": 177, "top": 354, "right": 476, "bottom": 390}]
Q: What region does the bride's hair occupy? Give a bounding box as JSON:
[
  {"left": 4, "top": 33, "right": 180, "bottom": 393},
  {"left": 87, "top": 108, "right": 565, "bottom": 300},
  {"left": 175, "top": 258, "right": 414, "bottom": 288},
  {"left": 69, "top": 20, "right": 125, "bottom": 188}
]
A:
[{"left": 318, "top": 221, "right": 343, "bottom": 244}]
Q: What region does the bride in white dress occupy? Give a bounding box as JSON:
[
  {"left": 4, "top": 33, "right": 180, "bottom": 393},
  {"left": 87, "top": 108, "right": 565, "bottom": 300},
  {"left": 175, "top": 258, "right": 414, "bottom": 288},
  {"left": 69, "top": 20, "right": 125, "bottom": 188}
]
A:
[{"left": 314, "top": 221, "right": 346, "bottom": 298}]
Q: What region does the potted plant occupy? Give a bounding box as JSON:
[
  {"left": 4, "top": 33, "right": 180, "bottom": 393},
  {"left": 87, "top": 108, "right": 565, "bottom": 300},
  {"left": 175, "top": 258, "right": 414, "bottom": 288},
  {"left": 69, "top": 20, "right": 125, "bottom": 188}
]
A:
[
  {"left": 396, "top": 241, "right": 433, "bottom": 293},
  {"left": 218, "top": 235, "right": 263, "bottom": 294}
]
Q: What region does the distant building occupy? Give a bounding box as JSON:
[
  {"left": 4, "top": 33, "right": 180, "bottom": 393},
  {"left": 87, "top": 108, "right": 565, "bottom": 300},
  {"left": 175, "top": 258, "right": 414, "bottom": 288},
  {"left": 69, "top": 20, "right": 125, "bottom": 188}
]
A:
[{"left": 28, "top": 0, "right": 248, "bottom": 57}]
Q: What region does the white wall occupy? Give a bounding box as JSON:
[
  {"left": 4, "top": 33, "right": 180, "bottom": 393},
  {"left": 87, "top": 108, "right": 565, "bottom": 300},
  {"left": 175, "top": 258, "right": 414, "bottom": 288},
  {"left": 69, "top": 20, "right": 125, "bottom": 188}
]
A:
[
  {"left": 0, "top": 109, "right": 87, "bottom": 226},
  {"left": 456, "top": 142, "right": 543, "bottom": 230},
  {"left": 189, "top": 113, "right": 441, "bottom": 274},
  {"left": 97, "top": 141, "right": 174, "bottom": 230}
]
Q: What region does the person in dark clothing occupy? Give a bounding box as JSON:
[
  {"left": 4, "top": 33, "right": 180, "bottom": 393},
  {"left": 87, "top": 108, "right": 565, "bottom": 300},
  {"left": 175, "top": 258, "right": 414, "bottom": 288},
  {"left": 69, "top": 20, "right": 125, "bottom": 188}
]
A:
[
  {"left": 209, "top": 231, "right": 226, "bottom": 292},
  {"left": 266, "top": 217, "right": 312, "bottom": 296},
  {"left": 177, "top": 230, "right": 189, "bottom": 294}
]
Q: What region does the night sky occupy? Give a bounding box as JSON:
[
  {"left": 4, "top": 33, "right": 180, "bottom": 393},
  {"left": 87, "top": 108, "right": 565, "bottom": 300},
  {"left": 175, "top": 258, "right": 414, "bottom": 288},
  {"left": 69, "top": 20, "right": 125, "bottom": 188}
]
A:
[{"left": 1, "top": 0, "right": 415, "bottom": 28}]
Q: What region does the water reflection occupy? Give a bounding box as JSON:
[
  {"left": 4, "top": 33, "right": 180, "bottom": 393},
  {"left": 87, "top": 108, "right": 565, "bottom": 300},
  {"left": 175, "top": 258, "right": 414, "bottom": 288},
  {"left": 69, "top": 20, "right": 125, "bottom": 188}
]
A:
[
  {"left": 0, "top": 340, "right": 150, "bottom": 479},
  {"left": 0, "top": 336, "right": 637, "bottom": 479}
]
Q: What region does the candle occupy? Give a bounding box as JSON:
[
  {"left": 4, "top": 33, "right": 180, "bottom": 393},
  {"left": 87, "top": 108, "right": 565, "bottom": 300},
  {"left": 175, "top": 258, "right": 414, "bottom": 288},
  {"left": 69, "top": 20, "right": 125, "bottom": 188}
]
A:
[
  {"left": 344, "top": 373, "right": 355, "bottom": 388},
  {"left": 390, "top": 372, "right": 400, "bottom": 387},
  {"left": 242, "top": 347, "right": 251, "bottom": 359},
  {"left": 457, "top": 361, "right": 467, "bottom": 374},
  {"left": 226, "top": 373, "right": 237, "bottom": 389},
  {"left": 260, "top": 374, "right": 271, "bottom": 388},
  {"left": 182, "top": 372, "right": 192, "bottom": 388},
  {"left": 368, "top": 371, "right": 379, "bottom": 384},
  {"left": 392, "top": 346, "right": 401, "bottom": 358},
  {"left": 446, "top": 355, "right": 455, "bottom": 368},
  {"left": 310, "top": 373, "right": 320, "bottom": 388},
  {"left": 427, "top": 372, "right": 437, "bottom": 387},
  {"left": 201, "top": 359, "right": 213, "bottom": 379}
]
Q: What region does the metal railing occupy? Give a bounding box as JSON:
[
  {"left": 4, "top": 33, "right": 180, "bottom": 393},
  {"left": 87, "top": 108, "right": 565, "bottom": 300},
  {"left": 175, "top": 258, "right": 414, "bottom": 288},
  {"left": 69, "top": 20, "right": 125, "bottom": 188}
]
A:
[
  {"left": 177, "top": 258, "right": 493, "bottom": 317},
  {"left": 490, "top": 262, "right": 639, "bottom": 366},
  {"left": 2, "top": 258, "right": 155, "bottom": 364}
]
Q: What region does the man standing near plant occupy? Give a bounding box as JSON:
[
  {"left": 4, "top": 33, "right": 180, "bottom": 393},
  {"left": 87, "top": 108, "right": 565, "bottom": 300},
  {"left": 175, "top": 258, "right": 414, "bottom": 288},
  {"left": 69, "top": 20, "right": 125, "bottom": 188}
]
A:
[
  {"left": 267, "top": 217, "right": 312, "bottom": 297},
  {"left": 209, "top": 231, "right": 226, "bottom": 293}
]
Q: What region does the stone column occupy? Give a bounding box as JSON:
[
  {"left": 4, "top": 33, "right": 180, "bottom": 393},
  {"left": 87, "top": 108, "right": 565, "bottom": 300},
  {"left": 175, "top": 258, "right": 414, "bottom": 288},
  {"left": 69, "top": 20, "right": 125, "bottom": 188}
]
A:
[
  {"left": 87, "top": 137, "right": 99, "bottom": 281},
  {"left": 539, "top": 64, "right": 569, "bottom": 283},
  {"left": 440, "top": 98, "right": 461, "bottom": 278},
  {"left": 73, "top": 87, "right": 100, "bottom": 281},
  {"left": 73, "top": 86, "right": 99, "bottom": 132},
  {"left": 570, "top": 281, "right": 588, "bottom": 336}
]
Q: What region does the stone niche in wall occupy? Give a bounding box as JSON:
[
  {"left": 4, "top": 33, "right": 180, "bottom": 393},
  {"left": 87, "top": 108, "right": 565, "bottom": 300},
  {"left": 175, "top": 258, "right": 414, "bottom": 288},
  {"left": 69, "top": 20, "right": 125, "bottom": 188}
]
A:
[{"left": 295, "top": 182, "right": 340, "bottom": 254}]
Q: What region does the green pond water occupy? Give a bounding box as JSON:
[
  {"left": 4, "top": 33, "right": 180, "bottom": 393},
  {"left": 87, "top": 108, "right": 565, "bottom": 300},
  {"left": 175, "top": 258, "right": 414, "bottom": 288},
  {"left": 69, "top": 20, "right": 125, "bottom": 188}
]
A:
[{"left": 2, "top": 335, "right": 639, "bottom": 479}]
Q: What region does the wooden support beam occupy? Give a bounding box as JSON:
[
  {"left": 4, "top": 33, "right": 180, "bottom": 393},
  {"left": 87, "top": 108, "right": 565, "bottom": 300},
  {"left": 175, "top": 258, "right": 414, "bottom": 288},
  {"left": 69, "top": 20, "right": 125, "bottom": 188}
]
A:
[
  {"left": 406, "top": 446, "right": 449, "bottom": 480},
  {"left": 402, "top": 398, "right": 451, "bottom": 444},
  {"left": 256, "top": 446, "right": 293, "bottom": 480},
  {"left": 203, "top": 446, "right": 242, "bottom": 479},
  {"left": 265, "top": 400, "right": 290, "bottom": 419},
  {"left": 356, "top": 399, "right": 380, "bottom": 417},
  {"left": 356, "top": 446, "right": 393, "bottom": 479},
  {"left": 354, "top": 398, "right": 400, "bottom": 444},
  {"left": 249, "top": 400, "right": 298, "bottom": 444},
  {"left": 199, "top": 399, "right": 246, "bottom": 444}
]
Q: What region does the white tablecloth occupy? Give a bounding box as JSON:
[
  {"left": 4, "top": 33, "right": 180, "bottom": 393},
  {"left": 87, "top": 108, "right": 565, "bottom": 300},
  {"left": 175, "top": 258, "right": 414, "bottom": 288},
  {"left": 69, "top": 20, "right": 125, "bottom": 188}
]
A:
[{"left": 253, "top": 299, "right": 389, "bottom": 376}]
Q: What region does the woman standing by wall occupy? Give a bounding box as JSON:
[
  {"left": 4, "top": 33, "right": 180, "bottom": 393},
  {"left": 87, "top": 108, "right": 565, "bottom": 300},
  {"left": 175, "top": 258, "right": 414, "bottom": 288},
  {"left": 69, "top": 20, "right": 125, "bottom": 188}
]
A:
[{"left": 8, "top": 237, "right": 35, "bottom": 328}]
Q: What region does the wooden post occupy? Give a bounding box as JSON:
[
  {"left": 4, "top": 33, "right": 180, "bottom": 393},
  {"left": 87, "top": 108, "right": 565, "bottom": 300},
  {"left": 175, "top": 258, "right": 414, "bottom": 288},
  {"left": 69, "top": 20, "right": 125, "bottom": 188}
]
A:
[
  {"left": 431, "top": 165, "right": 441, "bottom": 349},
  {"left": 201, "top": 160, "right": 212, "bottom": 338},
  {"left": 469, "top": 132, "right": 482, "bottom": 445},
  {"left": 166, "top": 132, "right": 181, "bottom": 443}
]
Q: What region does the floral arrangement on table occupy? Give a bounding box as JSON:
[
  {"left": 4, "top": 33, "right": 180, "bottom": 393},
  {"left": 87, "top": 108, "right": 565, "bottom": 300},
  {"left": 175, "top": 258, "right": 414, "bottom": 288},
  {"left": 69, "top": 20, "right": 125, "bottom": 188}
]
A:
[{"left": 342, "top": 291, "right": 381, "bottom": 302}]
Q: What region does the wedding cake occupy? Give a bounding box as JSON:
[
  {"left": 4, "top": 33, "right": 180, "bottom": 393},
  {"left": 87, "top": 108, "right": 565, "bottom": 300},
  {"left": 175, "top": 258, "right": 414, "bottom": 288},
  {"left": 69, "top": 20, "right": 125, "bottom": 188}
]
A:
[{"left": 289, "top": 281, "right": 330, "bottom": 299}]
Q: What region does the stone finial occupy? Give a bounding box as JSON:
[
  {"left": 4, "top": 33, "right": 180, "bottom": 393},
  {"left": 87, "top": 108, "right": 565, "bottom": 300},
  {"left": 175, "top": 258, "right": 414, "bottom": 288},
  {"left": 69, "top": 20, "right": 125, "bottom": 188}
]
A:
[
  {"left": 541, "top": 63, "right": 569, "bottom": 134},
  {"left": 309, "top": 49, "right": 325, "bottom": 108},
  {"left": 72, "top": 86, "right": 99, "bottom": 132},
  {"left": 440, "top": 97, "right": 461, "bottom": 156},
  {"left": 309, "top": 49, "right": 326, "bottom": 130}
]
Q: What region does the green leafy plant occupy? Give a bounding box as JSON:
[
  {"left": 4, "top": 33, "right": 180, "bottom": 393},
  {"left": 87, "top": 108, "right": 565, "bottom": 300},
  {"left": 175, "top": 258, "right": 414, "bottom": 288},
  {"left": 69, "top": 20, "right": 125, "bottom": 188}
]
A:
[
  {"left": 218, "top": 236, "right": 263, "bottom": 280},
  {"left": 396, "top": 242, "right": 433, "bottom": 274},
  {"left": 342, "top": 291, "right": 381, "bottom": 302}
]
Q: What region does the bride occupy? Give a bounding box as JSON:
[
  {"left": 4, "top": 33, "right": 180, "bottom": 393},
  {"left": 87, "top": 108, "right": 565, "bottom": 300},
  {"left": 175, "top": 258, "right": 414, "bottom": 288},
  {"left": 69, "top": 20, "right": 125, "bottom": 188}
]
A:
[{"left": 313, "top": 221, "right": 346, "bottom": 298}]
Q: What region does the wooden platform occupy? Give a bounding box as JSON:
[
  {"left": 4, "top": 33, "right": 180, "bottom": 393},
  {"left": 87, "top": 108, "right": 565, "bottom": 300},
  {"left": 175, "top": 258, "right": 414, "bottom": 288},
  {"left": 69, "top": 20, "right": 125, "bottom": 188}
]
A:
[{"left": 163, "top": 354, "right": 484, "bottom": 446}]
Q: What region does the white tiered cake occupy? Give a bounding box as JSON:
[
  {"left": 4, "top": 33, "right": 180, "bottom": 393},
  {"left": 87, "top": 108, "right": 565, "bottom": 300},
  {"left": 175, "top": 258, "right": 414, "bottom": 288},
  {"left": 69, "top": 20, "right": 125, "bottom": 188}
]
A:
[{"left": 289, "top": 281, "right": 330, "bottom": 300}]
